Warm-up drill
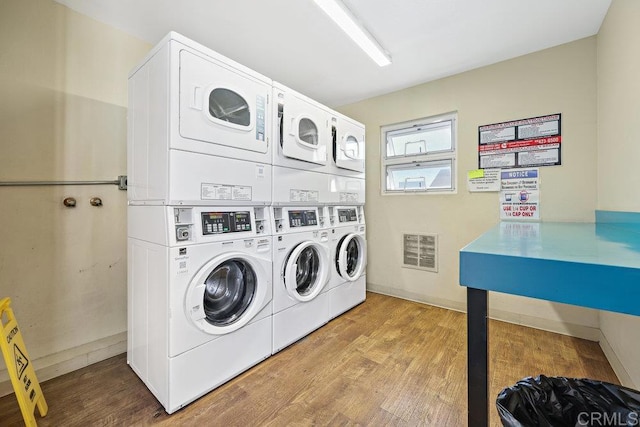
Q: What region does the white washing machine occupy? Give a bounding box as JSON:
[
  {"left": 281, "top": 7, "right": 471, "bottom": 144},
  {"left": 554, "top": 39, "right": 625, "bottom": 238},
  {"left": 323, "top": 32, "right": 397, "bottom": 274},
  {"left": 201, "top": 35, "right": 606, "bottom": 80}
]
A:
[
  {"left": 127, "top": 205, "right": 272, "bottom": 413},
  {"left": 328, "top": 111, "right": 366, "bottom": 179},
  {"left": 272, "top": 81, "right": 331, "bottom": 174},
  {"left": 271, "top": 206, "right": 332, "bottom": 353},
  {"left": 327, "top": 206, "right": 367, "bottom": 319},
  {"left": 128, "top": 32, "right": 272, "bottom": 206}
]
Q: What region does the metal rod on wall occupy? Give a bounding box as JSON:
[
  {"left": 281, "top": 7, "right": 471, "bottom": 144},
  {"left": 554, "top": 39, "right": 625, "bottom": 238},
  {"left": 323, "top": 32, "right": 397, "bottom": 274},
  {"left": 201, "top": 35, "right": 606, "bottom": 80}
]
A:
[{"left": 0, "top": 176, "right": 127, "bottom": 190}]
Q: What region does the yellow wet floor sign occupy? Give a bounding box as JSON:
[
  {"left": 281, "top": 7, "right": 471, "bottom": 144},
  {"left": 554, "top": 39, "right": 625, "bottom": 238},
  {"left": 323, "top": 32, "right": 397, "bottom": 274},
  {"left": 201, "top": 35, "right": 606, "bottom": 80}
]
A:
[{"left": 0, "top": 298, "right": 47, "bottom": 426}]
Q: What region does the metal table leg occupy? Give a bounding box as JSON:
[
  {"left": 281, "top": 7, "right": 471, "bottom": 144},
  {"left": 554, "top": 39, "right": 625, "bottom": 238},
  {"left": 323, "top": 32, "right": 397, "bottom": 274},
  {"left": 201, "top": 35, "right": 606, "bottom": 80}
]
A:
[{"left": 467, "top": 287, "right": 488, "bottom": 427}]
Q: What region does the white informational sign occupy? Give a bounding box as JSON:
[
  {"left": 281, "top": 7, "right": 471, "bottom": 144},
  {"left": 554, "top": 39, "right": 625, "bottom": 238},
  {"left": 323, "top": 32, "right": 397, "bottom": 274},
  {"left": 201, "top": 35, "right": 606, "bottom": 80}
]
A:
[
  {"left": 479, "top": 114, "right": 561, "bottom": 168},
  {"left": 201, "top": 183, "right": 252, "bottom": 201},
  {"left": 467, "top": 168, "right": 501, "bottom": 192},
  {"left": 500, "top": 168, "right": 540, "bottom": 220},
  {"left": 290, "top": 189, "right": 320, "bottom": 202}
]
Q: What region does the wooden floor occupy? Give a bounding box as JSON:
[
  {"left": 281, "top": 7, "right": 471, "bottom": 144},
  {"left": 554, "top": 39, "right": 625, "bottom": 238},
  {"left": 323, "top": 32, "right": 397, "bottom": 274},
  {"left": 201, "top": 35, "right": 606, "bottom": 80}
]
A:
[{"left": 0, "top": 292, "right": 618, "bottom": 426}]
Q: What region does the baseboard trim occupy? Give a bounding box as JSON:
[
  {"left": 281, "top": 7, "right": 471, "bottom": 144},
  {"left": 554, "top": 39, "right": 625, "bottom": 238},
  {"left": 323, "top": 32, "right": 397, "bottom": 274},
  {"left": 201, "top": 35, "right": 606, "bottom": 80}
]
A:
[
  {"left": 0, "top": 331, "right": 126, "bottom": 398},
  {"left": 489, "top": 308, "right": 600, "bottom": 341},
  {"left": 598, "top": 329, "right": 636, "bottom": 389},
  {"left": 367, "top": 284, "right": 467, "bottom": 313},
  {"left": 367, "top": 284, "right": 599, "bottom": 341}
]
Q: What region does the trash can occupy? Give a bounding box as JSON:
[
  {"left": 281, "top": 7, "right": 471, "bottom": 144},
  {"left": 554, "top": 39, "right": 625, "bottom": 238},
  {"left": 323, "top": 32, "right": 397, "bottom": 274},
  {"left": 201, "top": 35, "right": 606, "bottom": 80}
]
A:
[{"left": 496, "top": 375, "right": 640, "bottom": 426}]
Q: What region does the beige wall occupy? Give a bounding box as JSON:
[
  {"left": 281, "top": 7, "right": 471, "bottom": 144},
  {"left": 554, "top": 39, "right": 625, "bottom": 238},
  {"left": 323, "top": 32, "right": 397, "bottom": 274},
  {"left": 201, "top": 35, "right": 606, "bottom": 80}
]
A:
[
  {"left": 597, "top": 0, "right": 640, "bottom": 388},
  {"left": 2, "top": 0, "right": 636, "bottom": 396},
  {"left": 0, "top": 0, "right": 150, "bottom": 392},
  {"left": 339, "top": 37, "right": 601, "bottom": 339}
]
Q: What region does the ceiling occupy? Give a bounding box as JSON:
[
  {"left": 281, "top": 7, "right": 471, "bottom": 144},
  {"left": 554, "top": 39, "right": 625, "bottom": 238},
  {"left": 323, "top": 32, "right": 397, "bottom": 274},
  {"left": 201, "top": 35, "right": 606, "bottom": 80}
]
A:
[{"left": 53, "top": 0, "right": 611, "bottom": 107}]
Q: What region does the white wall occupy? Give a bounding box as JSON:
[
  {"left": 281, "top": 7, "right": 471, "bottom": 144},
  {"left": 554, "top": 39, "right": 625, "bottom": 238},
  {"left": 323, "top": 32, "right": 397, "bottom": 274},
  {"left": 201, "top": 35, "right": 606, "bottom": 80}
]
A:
[
  {"left": 596, "top": 0, "right": 640, "bottom": 388},
  {"left": 0, "top": 0, "right": 150, "bottom": 393},
  {"left": 339, "top": 37, "right": 600, "bottom": 339}
]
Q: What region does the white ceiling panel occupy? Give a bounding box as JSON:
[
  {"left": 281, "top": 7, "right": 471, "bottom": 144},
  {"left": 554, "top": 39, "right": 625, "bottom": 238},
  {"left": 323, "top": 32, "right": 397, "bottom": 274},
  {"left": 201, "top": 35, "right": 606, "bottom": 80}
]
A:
[{"left": 52, "top": 0, "right": 611, "bottom": 107}]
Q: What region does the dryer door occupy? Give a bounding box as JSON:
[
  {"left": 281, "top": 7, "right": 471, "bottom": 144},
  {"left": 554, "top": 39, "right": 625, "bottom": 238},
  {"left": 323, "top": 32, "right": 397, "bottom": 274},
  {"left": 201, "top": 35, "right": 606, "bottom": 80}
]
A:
[
  {"left": 179, "top": 50, "right": 269, "bottom": 154},
  {"left": 187, "top": 252, "right": 269, "bottom": 335},
  {"left": 336, "top": 233, "right": 367, "bottom": 281},
  {"left": 334, "top": 118, "right": 365, "bottom": 173},
  {"left": 279, "top": 95, "right": 328, "bottom": 165},
  {"left": 283, "top": 241, "right": 329, "bottom": 302}
]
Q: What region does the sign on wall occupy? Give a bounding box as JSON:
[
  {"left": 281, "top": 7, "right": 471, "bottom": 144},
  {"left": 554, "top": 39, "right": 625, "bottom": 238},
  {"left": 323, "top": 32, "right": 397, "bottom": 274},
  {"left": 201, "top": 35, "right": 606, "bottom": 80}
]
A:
[
  {"left": 478, "top": 114, "right": 561, "bottom": 169},
  {"left": 500, "top": 168, "right": 540, "bottom": 220},
  {"left": 466, "top": 168, "right": 501, "bottom": 192}
]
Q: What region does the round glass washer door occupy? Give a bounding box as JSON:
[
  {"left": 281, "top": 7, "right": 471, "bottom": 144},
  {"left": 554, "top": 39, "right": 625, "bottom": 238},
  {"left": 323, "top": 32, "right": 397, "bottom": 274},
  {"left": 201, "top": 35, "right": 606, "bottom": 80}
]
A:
[
  {"left": 186, "top": 252, "right": 268, "bottom": 335},
  {"left": 336, "top": 233, "right": 367, "bottom": 281},
  {"left": 283, "top": 241, "right": 329, "bottom": 302}
]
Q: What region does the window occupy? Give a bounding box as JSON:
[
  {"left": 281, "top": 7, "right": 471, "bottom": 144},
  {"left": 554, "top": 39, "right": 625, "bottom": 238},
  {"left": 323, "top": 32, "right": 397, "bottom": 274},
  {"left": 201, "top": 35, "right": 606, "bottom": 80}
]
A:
[{"left": 381, "top": 112, "right": 457, "bottom": 194}]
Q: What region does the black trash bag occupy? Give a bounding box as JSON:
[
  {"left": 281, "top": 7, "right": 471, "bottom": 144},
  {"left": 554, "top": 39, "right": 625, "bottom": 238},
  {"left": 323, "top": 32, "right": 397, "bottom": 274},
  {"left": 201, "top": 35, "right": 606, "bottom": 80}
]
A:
[{"left": 496, "top": 375, "right": 640, "bottom": 427}]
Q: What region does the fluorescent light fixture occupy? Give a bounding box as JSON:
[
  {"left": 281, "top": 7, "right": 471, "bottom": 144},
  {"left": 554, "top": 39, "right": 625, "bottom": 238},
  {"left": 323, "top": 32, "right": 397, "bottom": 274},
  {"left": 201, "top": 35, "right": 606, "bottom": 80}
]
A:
[{"left": 312, "top": 0, "right": 391, "bottom": 67}]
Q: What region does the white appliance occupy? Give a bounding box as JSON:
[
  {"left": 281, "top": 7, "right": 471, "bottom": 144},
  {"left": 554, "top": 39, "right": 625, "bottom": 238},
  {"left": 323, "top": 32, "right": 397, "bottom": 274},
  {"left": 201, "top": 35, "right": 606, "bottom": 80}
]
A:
[
  {"left": 328, "top": 111, "right": 366, "bottom": 178},
  {"left": 272, "top": 166, "right": 333, "bottom": 206},
  {"left": 128, "top": 32, "right": 272, "bottom": 205},
  {"left": 327, "top": 206, "right": 367, "bottom": 318},
  {"left": 328, "top": 174, "right": 366, "bottom": 205},
  {"left": 127, "top": 205, "right": 272, "bottom": 413},
  {"left": 272, "top": 81, "right": 331, "bottom": 173},
  {"left": 271, "top": 206, "right": 332, "bottom": 353},
  {"left": 271, "top": 156, "right": 365, "bottom": 207}
]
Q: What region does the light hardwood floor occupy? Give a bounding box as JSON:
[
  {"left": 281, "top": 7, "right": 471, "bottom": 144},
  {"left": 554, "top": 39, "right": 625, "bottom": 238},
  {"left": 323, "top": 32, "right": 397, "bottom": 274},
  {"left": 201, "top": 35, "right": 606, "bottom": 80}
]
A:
[{"left": 0, "top": 292, "right": 618, "bottom": 426}]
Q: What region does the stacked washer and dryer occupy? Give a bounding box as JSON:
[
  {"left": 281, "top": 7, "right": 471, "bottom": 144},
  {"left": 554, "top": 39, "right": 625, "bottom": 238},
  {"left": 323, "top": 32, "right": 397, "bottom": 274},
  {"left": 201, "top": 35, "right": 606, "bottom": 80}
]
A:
[
  {"left": 127, "top": 33, "right": 274, "bottom": 413},
  {"left": 270, "top": 84, "right": 367, "bottom": 353},
  {"left": 127, "top": 32, "right": 367, "bottom": 414}
]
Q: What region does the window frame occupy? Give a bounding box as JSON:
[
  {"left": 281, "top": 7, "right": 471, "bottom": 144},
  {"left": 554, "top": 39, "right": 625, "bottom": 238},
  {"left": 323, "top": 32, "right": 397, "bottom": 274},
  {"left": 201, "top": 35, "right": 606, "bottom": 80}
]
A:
[{"left": 380, "top": 112, "right": 457, "bottom": 195}]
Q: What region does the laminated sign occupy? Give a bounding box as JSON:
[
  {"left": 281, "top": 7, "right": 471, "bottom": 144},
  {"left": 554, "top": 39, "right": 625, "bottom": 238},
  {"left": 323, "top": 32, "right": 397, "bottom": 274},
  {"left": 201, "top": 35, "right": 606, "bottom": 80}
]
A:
[
  {"left": 0, "top": 298, "right": 48, "bottom": 426},
  {"left": 500, "top": 168, "right": 540, "bottom": 220}
]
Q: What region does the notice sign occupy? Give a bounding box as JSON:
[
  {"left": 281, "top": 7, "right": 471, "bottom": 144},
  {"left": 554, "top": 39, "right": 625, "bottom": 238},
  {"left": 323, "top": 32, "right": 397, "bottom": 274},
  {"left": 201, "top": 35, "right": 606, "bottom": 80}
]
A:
[
  {"left": 500, "top": 168, "right": 540, "bottom": 220},
  {"left": 479, "top": 114, "right": 561, "bottom": 169},
  {"left": 467, "top": 168, "right": 501, "bottom": 192}
]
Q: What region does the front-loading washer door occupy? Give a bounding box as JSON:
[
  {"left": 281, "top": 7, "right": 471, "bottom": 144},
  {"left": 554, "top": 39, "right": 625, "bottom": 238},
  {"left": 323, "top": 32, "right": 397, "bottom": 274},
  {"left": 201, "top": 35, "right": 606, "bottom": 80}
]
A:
[
  {"left": 336, "top": 233, "right": 367, "bottom": 281},
  {"left": 187, "top": 252, "right": 268, "bottom": 335},
  {"left": 283, "top": 241, "right": 329, "bottom": 302}
]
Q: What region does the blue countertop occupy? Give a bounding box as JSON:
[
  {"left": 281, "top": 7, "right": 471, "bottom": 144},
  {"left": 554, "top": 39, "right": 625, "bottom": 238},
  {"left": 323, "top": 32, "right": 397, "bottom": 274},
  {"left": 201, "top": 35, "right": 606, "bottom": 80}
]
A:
[{"left": 459, "top": 213, "right": 640, "bottom": 316}]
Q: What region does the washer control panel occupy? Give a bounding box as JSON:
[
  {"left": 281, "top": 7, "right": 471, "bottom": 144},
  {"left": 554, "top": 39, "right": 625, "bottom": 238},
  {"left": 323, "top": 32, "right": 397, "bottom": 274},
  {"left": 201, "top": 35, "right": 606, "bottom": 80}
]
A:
[
  {"left": 288, "top": 209, "right": 318, "bottom": 228},
  {"left": 201, "top": 211, "right": 251, "bottom": 235},
  {"left": 337, "top": 208, "right": 357, "bottom": 223}
]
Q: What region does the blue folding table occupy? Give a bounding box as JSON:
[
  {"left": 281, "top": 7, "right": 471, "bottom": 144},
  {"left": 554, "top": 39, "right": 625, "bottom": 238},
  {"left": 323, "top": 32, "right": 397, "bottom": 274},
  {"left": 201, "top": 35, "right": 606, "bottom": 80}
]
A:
[{"left": 459, "top": 211, "right": 640, "bottom": 426}]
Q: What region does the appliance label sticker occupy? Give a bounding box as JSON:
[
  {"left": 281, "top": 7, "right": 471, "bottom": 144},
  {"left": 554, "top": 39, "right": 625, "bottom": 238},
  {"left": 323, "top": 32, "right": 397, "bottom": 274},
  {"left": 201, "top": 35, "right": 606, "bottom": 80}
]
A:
[
  {"left": 174, "top": 255, "right": 189, "bottom": 275},
  {"left": 307, "top": 190, "right": 319, "bottom": 202},
  {"left": 256, "top": 164, "right": 265, "bottom": 179},
  {"left": 289, "top": 189, "right": 319, "bottom": 202},
  {"left": 339, "top": 192, "right": 359, "bottom": 202},
  {"left": 232, "top": 185, "right": 252, "bottom": 201},
  {"left": 201, "top": 183, "right": 252, "bottom": 200},
  {"left": 201, "top": 183, "right": 232, "bottom": 200}
]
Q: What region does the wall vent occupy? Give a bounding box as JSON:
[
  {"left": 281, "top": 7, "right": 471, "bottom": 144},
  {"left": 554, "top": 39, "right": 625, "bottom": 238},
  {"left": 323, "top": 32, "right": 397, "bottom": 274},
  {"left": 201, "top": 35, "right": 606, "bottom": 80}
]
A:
[{"left": 402, "top": 233, "right": 438, "bottom": 272}]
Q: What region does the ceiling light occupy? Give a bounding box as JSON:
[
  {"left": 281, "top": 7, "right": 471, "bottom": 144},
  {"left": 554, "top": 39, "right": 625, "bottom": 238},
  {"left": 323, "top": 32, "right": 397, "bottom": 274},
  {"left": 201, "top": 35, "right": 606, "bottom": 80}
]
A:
[{"left": 312, "top": 0, "right": 391, "bottom": 67}]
